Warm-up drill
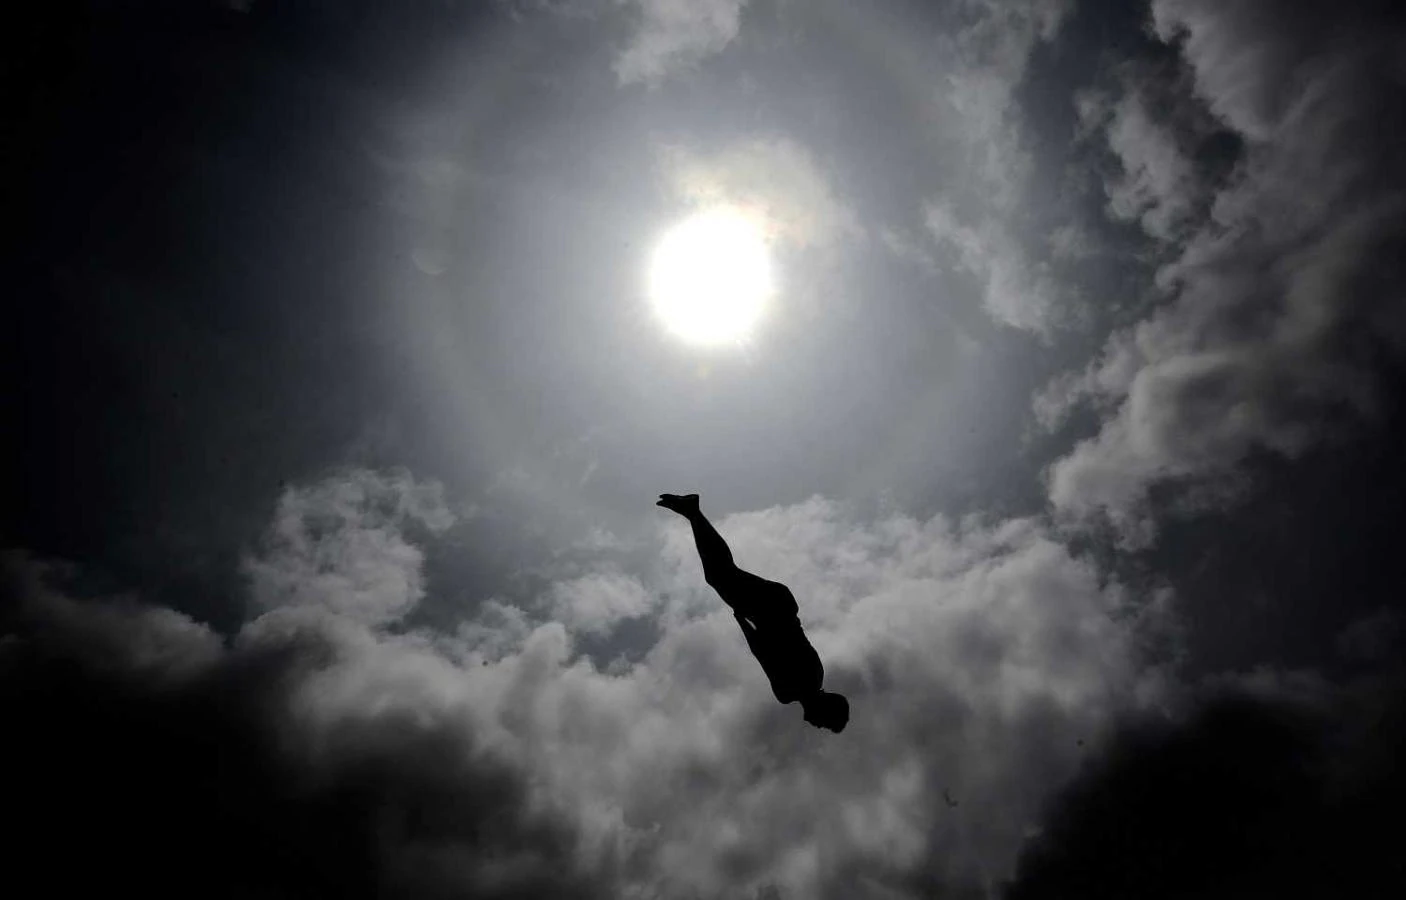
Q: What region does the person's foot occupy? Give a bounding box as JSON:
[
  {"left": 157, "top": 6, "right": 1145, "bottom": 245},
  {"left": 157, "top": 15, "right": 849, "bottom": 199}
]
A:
[{"left": 656, "top": 493, "right": 700, "bottom": 516}]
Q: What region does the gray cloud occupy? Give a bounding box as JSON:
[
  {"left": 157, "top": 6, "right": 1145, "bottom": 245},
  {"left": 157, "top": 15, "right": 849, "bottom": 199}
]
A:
[
  {"left": 1077, "top": 75, "right": 1210, "bottom": 243},
  {"left": 415, "top": 495, "right": 1171, "bottom": 897},
  {"left": 13, "top": 6, "right": 1406, "bottom": 897},
  {"left": 1006, "top": 661, "right": 1406, "bottom": 899},
  {"left": 1, "top": 546, "right": 598, "bottom": 900},
  {"left": 3, "top": 470, "right": 1173, "bottom": 899},
  {"left": 921, "top": 0, "right": 1076, "bottom": 335},
  {"left": 1334, "top": 607, "right": 1406, "bottom": 665},
  {"left": 925, "top": 200, "right": 1060, "bottom": 335},
  {"left": 1046, "top": 222, "right": 1099, "bottom": 263},
  {"left": 614, "top": 0, "right": 751, "bottom": 86},
  {"left": 549, "top": 569, "right": 655, "bottom": 635},
  {"left": 243, "top": 468, "right": 455, "bottom": 625},
  {"left": 1148, "top": 0, "right": 1348, "bottom": 142},
  {"left": 1044, "top": 0, "right": 1406, "bottom": 544},
  {"left": 3, "top": 551, "right": 225, "bottom": 679},
  {"left": 230, "top": 486, "right": 1159, "bottom": 897}
]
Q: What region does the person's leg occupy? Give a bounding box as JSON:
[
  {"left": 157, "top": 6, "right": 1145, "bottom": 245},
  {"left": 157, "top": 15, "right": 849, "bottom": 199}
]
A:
[
  {"left": 658, "top": 494, "right": 760, "bottom": 611},
  {"left": 657, "top": 494, "right": 738, "bottom": 585},
  {"left": 688, "top": 511, "right": 740, "bottom": 589}
]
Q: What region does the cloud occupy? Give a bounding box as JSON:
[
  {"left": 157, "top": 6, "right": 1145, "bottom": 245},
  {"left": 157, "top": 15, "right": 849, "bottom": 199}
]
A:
[
  {"left": 656, "top": 137, "right": 862, "bottom": 251},
  {"left": 925, "top": 200, "right": 1060, "bottom": 335},
  {"left": 243, "top": 468, "right": 455, "bottom": 625},
  {"left": 614, "top": 0, "right": 751, "bottom": 86},
  {"left": 1147, "top": 0, "right": 1359, "bottom": 142},
  {"left": 0, "top": 549, "right": 597, "bottom": 900},
  {"left": 3, "top": 471, "right": 1173, "bottom": 899},
  {"left": 880, "top": 225, "right": 943, "bottom": 275},
  {"left": 1100, "top": 96, "right": 1200, "bottom": 241},
  {"left": 451, "top": 496, "right": 1173, "bottom": 897},
  {"left": 921, "top": 0, "right": 1076, "bottom": 335},
  {"left": 1077, "top": 75, "right": 1212, "bottom": 243},
  {"left": 945, "top": 0, "right": 1073, "bottom": 198},
  {"left": 1046, "top": 222, "right": 1098, "bottom": 263},
  {"left": 549, "top": 569, "right": 655, "bottom": 635},
  {"left": 1044, "top": 0, "right": 1406, "bottom": 544},
  {"left": 1334, "top": 607, "right": 1406, "bottom": 665},
  {"left": 300, "top": 490, "right": 1171, "bottom": 898},
  {"left": 1005, "top": 667, "right": 1406, "bottom": 899}
]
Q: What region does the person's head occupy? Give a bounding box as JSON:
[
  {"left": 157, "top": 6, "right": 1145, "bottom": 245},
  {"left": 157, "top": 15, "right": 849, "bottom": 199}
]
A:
[{"left": 800, "top": 690, "right": 850, "bottom": 733}]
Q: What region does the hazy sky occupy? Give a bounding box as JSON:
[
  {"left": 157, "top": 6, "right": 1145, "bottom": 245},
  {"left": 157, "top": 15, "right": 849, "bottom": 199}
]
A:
[{"left": 5, "top": 1, "right": 1406, "bottom": 898}]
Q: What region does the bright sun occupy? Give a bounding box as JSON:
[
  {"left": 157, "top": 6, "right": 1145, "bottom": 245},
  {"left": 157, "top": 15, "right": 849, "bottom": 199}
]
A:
[{"left": 647, "top": 206, "right": 774, "bottom": 346}]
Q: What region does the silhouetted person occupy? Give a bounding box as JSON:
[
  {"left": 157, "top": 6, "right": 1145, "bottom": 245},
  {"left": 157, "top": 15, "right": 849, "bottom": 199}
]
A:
[{"left": 657, "top": 493, "right": 850, "bottom": 733}]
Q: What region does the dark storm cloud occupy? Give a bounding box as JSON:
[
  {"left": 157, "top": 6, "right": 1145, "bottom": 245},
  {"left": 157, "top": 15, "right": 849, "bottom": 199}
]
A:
[
  {"left": 1005, "top": 668, "right": 1406, "bottom": 899},
  {"left": 0, "top": 550, "right": 602, "bottom": 900},
  {"left": 1044, "top": 0, "right": 1406, "bottom": 543}
]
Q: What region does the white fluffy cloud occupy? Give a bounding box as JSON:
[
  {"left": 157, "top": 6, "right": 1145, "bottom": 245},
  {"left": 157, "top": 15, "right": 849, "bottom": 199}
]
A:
[
  {"left": 253, "top": 476, "right": 1172, "bottom": 896},
  {"left": 549, "top": 570, "right": 655, "bottom": 635}
]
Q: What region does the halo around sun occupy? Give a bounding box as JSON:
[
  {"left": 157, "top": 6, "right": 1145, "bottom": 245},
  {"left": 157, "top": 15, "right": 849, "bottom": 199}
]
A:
[{"left": 647, "top": 206, "right": 774, "bottom": 346}]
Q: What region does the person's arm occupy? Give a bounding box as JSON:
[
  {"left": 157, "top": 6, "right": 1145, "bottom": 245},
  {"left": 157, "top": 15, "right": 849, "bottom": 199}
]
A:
[{"left": 735, "top": 612, "right": 768, "bottom": 661}]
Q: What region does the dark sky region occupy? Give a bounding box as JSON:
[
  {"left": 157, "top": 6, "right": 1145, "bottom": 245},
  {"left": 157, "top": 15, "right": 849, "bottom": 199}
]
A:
[{"left": 4, "top": 1, "right": 1406, "bottom": 897}]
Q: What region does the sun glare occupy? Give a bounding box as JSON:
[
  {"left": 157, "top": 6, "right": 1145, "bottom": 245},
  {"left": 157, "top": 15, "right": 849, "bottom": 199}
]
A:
[{"left": 647, "top": 206, "right": 774, "bottom": 346}]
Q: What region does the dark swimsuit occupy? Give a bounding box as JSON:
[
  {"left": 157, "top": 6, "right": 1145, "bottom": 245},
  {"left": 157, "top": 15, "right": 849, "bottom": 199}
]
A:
[
  {"left": 725, "top": 574, "right": 824, "bottom": 703},
  {"left": 754, "top": 614, "right": 824, "bottom": 703}
]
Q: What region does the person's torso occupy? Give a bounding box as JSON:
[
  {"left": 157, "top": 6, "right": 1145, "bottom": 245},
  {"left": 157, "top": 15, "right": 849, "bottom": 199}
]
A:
[{"left": 755, "top": 615, "right": 824, "bottom": 703}]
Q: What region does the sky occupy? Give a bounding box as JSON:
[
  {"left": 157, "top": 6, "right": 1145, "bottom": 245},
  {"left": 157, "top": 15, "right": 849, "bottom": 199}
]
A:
[{"left": 4, "top": 1, "right": 1406, "bottom": 897}]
